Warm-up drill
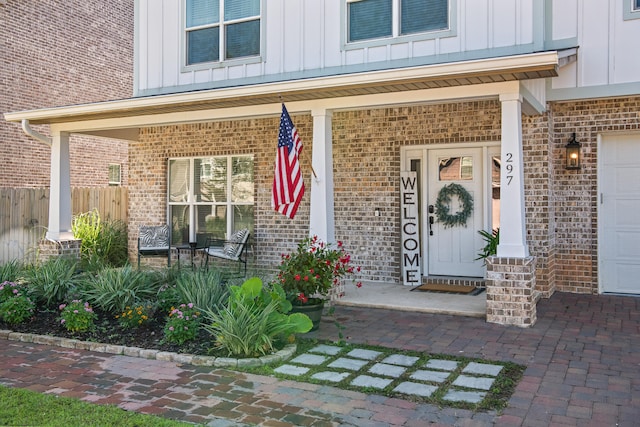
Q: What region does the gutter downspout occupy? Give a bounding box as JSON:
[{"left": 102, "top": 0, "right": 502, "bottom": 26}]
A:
[{"left": 21, "top": 119, "right": 51, "bottom": 147}]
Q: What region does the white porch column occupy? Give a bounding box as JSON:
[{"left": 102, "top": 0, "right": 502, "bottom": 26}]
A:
[
  {"left": 309, "top": 109, "right": 335, "bottom": 243},
  {"left": 46, "top": 131, "right": 74, "bottom": 241},
  {"left": 497, "top": 93, "right": 529, "bottom": 257}
]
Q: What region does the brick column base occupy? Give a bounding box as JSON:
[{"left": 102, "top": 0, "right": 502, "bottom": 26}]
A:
[
  {"left": 38, "top": 239, "right": 82, "bottom": 263},
  {"left": 485, "top": 256, "right": 538, "bottom": 327}
]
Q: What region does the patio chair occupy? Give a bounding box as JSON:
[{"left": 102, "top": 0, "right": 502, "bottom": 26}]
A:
[
  {"left": 137, "top": 225, "right": 171, "bottom": 268},
  {"left": 202, "top": 229, "right": 250, "bottom": 276}
]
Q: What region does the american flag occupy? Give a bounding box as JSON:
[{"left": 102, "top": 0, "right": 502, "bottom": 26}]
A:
[{"left": 272, "top": 103, "right": 304, "bottom": 219}]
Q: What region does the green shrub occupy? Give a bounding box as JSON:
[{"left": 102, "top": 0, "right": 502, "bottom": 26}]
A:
[
  {"left": 163, "top": 303, "right": 201, "bottom": 345},
  {"left": 0, "top": 260, "right": 25, "bottom": 284},
  {"left": 22, "top": 257, "right": 79, "bottom": 307},
  {"left": 202, "top": 277, "right": 312, "bottom": 358},
  {"left": 0, "top": 294, "right": 35, "bottom": 325},
  {"left": 116, "top": 304, "right": 154, "bottom": 329},
  {"left": 72, "top": 210, "right": 128, "bottom": 268},
  {"left": 59, "top": 300, "right": 96, "bottom": 333},
  {"left": 0, "top": 281, "right": 27, "bottom": 303},
  {"left": 174, "top": 268, "right": 229, "bottom": 313},
  {"left": 78, "top": 266, "right": 161, "bottom": 314}
]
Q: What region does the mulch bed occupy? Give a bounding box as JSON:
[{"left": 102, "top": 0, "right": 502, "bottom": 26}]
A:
[{"left": 0, "top": 307, "right": 216, "bottom": 356}]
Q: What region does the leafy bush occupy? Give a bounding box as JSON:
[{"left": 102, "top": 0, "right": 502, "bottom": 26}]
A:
[
  {"left": 0, "top": 260, "right": 25, "bottom": 284},
  {"left": 202, "top": 277, "right": 312, "bottom": 358},
  {"left": 72, "top": 210, "right": 128, "bottom": 268},
  {"left": 78, "top": 266, "right": 162, "bottom": 314},
  {"left": 0, "top": 281, "right": 27, "bottom": 303},
  {"left": 163, "top": 303, "right": 201, "bottom": 345},
  {"left": 174, "top": 268, "right": 229, "bottom": 313},
  {"left": 59, "top": 300, "right": 96, "bottom": 332},
  {"left": 0, "top": 294, "right": 35, "bottom": 325},
  {"left": 116, "top": 304, "right": 154, "bottom": 329},
  {"left": 22, "top": 257, "right": 79, "bottom": 307}
]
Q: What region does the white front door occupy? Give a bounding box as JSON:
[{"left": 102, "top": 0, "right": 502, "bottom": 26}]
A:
[
  {"left": 427, "top": 148, "right": 485, "bottom": 277},
  {"left": 599, "top": 133, "right": 640, "bottom": 294}
]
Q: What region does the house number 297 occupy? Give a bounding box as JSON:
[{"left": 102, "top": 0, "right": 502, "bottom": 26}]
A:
[{"left": 505, "top": 152, "right": 514, "bottom": 185}]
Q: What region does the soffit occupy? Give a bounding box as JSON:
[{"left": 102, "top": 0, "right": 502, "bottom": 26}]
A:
[{"left": 4, "top": 52, "right": 559, "bottom": 126}]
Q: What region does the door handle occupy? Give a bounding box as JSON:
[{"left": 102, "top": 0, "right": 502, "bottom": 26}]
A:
[{"left": 429, "top": 216, "right": 434, "bottom": 235}]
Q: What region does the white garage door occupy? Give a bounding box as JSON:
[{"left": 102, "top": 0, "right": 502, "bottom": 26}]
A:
[{"left": 599, "top": 133, "right": 640, "bottom": 294}]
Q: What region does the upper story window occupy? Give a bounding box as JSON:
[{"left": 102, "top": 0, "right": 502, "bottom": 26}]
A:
[
  {"left": 347, "top": 0, "right": 449, "bottom": 43},
  {"left": 185, "top": 0, "right": 260, "bottom": 66},
  {"left": 624, "top": 0, "right": 640, "bottom": 20}
]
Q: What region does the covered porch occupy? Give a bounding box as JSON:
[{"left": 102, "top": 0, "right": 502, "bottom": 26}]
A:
[{"left": 3, "top": 51, "right": 563, "bottom": 327}]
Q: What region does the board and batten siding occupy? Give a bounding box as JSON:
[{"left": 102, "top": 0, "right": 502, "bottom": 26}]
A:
[
  {"left": 550, "top": 0, "right": 640, "bottom": 90},
  {"left": 135, "top": 0, "right": 539, "bottom": 94}
]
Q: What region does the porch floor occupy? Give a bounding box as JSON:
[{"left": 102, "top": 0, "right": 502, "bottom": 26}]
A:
[{"left": 336, "top": 281, "right": 486, "bottom": 317}]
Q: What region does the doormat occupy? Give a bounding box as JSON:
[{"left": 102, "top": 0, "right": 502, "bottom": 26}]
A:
[{"left": 412, "top": 283, "right": 485, "bottom": 296}]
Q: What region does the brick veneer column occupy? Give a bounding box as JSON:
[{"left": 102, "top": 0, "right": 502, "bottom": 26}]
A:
[
  {"left": 38, "top": 239, "right": 81, "bottom": 263},
  {"left": 485, "top": 256, "right": 538, "bottom": 327}
]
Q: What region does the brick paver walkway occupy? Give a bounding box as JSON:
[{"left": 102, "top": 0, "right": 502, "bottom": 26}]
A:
[{"left": 1, "top": 292, "right": 639, "bottom": 426}]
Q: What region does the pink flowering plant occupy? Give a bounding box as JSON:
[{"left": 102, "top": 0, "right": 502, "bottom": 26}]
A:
[
  {"left": 0, "top": 281, "right": 35, "bottom": 325},
  {"left": 0, "top": 281, "right": 27, "bottom": 303},
  {"left": 163, "top": 303, "right": 201, "bottom": 345},
  {"left": 59, "top": 300, "right": 96, "bottom": 332},
  {"left": 276, "top": 235, "right": 362, "bottom": 306}
]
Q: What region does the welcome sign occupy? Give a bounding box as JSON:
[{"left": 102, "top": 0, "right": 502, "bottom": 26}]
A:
[{"left": 400, "top": 171, "right": 421, "bottom": 286}]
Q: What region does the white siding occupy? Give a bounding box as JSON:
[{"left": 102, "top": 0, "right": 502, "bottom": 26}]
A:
[
  {"left": 135, "top": 0, "right": 639, "bottom": 95},
  {"left": 553, "top": 0, "right": 640, "bottom": 91}
]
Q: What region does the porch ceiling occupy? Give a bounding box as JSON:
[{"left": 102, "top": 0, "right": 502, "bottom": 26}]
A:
[{"left": 4, "top": 51, "right": 559, "bottom": 129}]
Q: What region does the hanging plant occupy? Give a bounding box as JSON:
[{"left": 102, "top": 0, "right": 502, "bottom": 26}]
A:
[{"left": 434, "top": 183, "right": 474, "bottom": 228}]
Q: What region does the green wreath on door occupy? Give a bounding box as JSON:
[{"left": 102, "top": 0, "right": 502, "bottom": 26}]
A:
[{"left": 434, "top": 183, "right": 474, "bottom": 228}]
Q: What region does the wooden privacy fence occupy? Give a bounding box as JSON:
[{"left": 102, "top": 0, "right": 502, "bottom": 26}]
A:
[{"left": 0, "top": 187, "right": 128, "bottom": 264}]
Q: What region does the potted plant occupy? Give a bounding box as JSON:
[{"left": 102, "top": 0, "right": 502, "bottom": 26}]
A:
[
  {"left": 476, "top": 228, "right": 499, "bottom": 264},
  {"left": 275, "top": 235, "right": 361, "bottom": 330}
]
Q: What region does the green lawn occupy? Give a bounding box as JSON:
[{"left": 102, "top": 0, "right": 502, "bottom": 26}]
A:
[{"left": 0, "top": 385, "right": 195, "bottom": 427}]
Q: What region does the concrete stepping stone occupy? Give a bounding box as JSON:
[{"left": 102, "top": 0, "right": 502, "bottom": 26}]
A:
[
  {"left": 381, "top": 354, "right": 419, "bottom": 366},
  {"left": 410, "top": 369, "right": 451, "bottom": 383},
  {"left": 290, "top": 354, "right": 327, "bottom": 366},
  {"left": 311, "top": 371, "right": 350, "bottom": 382},
  {"left": 346, "top": 348, "right": 382, "bottom": 360},
  {"left": 309, "top": 344, "right": 342, "bottom": 356},
  {"left": 425, "top": 359, "right": 459, "bottom": 371},
  {"left": 393, "top": 381, "right": 438, "bottom": 398},
  {"left": 368, "top": 363, "right": 406, "bottom": 378},
  {"left": 274, "top": 364, "right": 309, "bottom": 376},
  {"left": 442, "top": 389, "right": 487, "bottom": 404},
  {"left": 350, "top": 375, "right": 392, "bottom": 389},
  {"left": 452, "top": 375, "right": 495, "bottom": 390},
  {"left": 328, "top": 357, "right": 369, "bottom": 371},
  {"left": 463, "top": 362, "right": 503, "bottom": 376}
]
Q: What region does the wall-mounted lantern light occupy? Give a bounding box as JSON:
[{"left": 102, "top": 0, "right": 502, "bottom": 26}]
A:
[{"left": 565, "top": 133, "right": 581, "bottom": 170}]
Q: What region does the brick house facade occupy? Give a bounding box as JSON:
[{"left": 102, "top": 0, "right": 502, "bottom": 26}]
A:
[
  {"left": 5, "top": 2, "right": 640, "bottom": 326},
  {"left": 0, "top": 0, "right": 132, "bottom": 188},
  {"left": 128, "top": 96, "right": 640, "bottom": 298}
]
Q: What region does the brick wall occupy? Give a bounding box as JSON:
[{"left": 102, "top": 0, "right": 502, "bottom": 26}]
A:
[
  {"left": 128, "top": 96, "right": 639, "bottom": 292},
  {"left": 550, "top": 96, "right": 640, "bottom": 294},
  {"left": 0, "top": 0, "right": 132, "bottom": 188},
  {"left": 131, "top": 102, "right": 510, "bottom": 283}
]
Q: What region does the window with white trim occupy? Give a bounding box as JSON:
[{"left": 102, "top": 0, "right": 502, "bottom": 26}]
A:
[
  {"left": 635, "top": 0, "right": 640, "bottom": 10},
  {"left": 185, "top": 0, "right": 260, "bottom": 65},
  {"left": 168, "top": 155, "right": 254, "bottom": 245},
  {"left": 347, "top": 0, "right": 449, "bottom": 43},
  {"left": 108, "top": 164, "right": 121, "bottom": 186}
]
